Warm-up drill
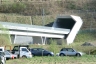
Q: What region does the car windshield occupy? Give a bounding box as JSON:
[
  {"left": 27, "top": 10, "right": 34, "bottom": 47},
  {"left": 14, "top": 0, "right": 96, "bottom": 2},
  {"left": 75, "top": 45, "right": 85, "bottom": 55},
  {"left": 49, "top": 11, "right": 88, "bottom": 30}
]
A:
[{"left": 4, "top": 50, "right": 11, "bottom": 55}]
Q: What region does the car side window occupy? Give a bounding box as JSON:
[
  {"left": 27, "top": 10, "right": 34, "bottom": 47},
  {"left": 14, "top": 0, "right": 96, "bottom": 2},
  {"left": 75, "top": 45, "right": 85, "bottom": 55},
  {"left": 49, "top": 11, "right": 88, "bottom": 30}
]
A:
[
  {"left": 22, "top": 48, "right": 28, "bottom": 52},
  {"left": 38, "top": 48, "right": 44, "bottom": 51},
  {"left": 0, "top": 49, "right": 2, "bottom": 51},
  {"left": 13, "top": 47, "right": 18, "bottom": 51},
  {"left": 67, "top": 48, "right": 74, "bottom": 52},
  {"left": 0, "top": 52, "right": 5, "bottom": 56},
  {"left": 61, "top": 48, "right": 67, "bottom": 51},
  {"left": 32, "top": 49, "right": 38, "bottom": 51}
]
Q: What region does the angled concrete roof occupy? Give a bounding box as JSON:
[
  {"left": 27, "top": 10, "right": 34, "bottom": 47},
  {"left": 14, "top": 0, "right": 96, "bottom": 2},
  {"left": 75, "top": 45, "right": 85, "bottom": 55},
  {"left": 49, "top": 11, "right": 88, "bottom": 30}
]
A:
[
  {"left": 0, "top": 21, "right": 70, "bottom": 38},
  {"left": 53, "top": 15, "right": 83, "bottom": 44}
]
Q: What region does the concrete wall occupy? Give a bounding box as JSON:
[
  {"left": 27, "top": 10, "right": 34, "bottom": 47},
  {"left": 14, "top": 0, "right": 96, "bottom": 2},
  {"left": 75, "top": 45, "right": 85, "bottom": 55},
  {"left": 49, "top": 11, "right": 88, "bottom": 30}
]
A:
[
  {"left": 33, "top": 36, "right": 42, "bottom": 44},
  {"left": 14, "top": 35, "right": 33, "bottom": 44}
]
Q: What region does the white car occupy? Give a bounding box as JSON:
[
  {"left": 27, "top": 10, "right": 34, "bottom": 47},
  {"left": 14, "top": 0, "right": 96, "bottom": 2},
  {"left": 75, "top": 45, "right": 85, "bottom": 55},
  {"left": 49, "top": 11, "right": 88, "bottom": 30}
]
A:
[
  {"left": 59, "top": 48, "right": 84, "bottom": 56},
  {"left": 12, "top": 47, "right": 32, "bottom": 58}
]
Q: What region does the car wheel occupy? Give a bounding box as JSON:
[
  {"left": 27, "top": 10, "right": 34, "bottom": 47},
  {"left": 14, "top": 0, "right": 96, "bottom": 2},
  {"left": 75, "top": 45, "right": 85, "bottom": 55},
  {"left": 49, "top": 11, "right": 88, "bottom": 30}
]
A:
[
  {"left": 14, "top": 57, "right": 17, "bottom": 59},
  {"left": 32, "top": 54, "right": 35, "bottom": 57},
  {"left": 47, "top": 54, "right": 52, "bottom": 56},
  {"left": 76, "top": 53, "right": 81, "bottom": 57},
  {"left": 60, "top": 53, "right": 65, "bottom": 56},
  {"left": 17, "top": 55, "right": 19, "bottom": 58},
  {"left": 22, "top": 55, "right": 27, "bottom": 58},
  {"left": 1, "top": 62, "right": 3, "bottom": 64},
  {"left": 1, "top": 61, "right": 5, "bottom": 64}
]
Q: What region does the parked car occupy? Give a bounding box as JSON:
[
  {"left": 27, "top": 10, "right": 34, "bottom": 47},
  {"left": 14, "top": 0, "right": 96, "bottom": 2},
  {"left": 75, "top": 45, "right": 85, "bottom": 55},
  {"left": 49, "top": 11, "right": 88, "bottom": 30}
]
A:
[
  {"left": 0, "top": 52, "right": 6, "bottom": 64},
  {"left": 30, "top": 48, "right": 54, "bottom": 56},
  {"left": 58, "top": 48, "right": 84, "bottom": 56},
  {"left": 11, "top": 46, "right": 32, "bottom": 58},
  {"left": 4, "top": 50, "right": 17, "bottom": 60}
]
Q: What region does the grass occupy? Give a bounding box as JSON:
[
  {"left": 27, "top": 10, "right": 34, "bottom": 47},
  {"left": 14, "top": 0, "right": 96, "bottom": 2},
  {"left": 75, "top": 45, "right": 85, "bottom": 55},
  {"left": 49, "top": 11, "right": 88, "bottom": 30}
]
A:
[
  {"left": 0, "top": 0, "right": 96, "bottom": 64},
  {"left": 0, "top": 13, "right": 32, "bottom": 24},
  {"left": 0, "top": 13, "right": 55, "bottom": 25},
  {"left": 6, "top": 55, "right": 96, "bottom": 64}
]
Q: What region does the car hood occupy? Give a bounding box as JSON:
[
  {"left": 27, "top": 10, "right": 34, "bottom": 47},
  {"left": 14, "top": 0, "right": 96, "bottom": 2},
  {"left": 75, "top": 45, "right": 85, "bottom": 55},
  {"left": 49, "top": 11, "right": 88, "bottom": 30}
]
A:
[{"left": 78, "top": 51, "right": 85, "bottom": 55}]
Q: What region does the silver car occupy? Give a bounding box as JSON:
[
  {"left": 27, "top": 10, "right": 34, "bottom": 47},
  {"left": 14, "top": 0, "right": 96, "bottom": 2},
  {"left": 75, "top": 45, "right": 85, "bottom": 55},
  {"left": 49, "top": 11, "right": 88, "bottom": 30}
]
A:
[
  {"left": 59, "top": 48, "right": 84, "bottom": 56},
  {"left": 4, "top": 50, "right": 17, "bottom": 60}
]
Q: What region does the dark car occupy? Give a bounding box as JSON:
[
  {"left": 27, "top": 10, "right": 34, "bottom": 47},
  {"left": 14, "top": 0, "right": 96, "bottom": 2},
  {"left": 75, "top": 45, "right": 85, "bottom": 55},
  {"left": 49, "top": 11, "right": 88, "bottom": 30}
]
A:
[{"left": 30, "top": 48, "right": 54, "bottom": 56}]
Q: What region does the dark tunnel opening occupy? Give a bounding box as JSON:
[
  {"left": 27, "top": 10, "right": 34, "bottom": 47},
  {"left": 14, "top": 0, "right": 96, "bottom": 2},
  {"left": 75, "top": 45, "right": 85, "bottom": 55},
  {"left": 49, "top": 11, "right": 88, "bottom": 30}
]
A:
[
  {"left": 45, "top": 18, "right": 76, "bottom": 39},
  {"left": 56, "top": 18, "right": 76, "bottom": 39},
  {"left": 56, "top": 18, "right": 75, "bottom": 30}
]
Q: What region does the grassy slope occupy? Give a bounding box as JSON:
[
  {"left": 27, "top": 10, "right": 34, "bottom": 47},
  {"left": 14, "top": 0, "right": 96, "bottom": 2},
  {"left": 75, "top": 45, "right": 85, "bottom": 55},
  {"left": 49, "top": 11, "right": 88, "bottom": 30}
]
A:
[
  {"left": 6, "top": 56, "right": 96, "bottom": 64},
  {"left": 0, "top": 13, "right": 32, "bottom": 24}
]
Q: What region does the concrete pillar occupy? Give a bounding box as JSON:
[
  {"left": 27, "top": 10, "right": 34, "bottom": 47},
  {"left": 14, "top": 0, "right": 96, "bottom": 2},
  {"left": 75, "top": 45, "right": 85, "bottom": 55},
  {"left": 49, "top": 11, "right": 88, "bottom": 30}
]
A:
[{"left": 10, "top": 35, "right": 15, "bottom": 44}]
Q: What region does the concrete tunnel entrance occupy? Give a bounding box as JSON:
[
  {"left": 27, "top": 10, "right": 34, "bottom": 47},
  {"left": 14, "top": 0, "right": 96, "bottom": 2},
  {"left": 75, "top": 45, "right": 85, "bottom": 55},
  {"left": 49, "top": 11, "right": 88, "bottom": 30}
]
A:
[
  {"left": 56, "top": 18, "right": 75, "bottom": 29},
  {"left": 55, "top": 18, "right": 76, "bottom": 39},
  {"left": 52, "top": 15, "right": 83, "bottom": 44}
]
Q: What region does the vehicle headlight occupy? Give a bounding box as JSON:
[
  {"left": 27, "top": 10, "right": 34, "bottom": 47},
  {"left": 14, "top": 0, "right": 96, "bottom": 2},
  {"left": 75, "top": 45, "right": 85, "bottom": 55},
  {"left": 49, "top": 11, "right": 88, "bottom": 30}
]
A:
[
  {"left": 51, "top": 52, "right": 54, "bottom": 55},
  {"left": 78, "top": 52, "right": 85, "bottom": 55}
]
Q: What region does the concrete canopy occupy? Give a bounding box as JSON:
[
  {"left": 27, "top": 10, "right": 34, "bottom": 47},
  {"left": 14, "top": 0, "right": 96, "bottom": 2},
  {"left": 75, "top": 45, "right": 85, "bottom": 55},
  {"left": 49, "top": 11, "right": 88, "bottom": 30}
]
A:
[
  {"left": 0, "top": 15, "right": 83, "bottom": 44},
  {"left": 52, "top": 15, "right": 83, "bottom": 44}
]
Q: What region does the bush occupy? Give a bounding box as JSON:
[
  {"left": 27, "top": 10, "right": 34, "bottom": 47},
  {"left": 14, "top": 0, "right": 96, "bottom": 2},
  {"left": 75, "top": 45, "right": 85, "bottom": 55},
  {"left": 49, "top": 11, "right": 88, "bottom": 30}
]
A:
[
  {"left": 74, "top": 30, "right": 96, "bottom": 42},
  {"left": 0, "top": 4, "right": 10, "bottom": 13},
  {"left": 65, "top": 0, "right": 77, "bottom": 10},
  {"left": 0, "top": 3, "right": 26, "bottom": 13},
  {"left": 10, "top": 3, "right": 26, "bottom": 13},
  {"left": 48, "top": 39, "right": 59, "bottom": 54},
  {"left": 90, "top": 50, "right": 96, "bottom": 55}
]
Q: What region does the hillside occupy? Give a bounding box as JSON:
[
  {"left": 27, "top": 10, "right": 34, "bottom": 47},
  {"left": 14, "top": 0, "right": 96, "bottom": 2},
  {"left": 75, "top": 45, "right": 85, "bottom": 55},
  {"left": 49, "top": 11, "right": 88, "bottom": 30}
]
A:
[
  {"left": 0, "top": 0, "right": 96, "bottom": 30},
  {"left": 0, "top": 13, "right": 32, "bottom": 24},
  {"left": 0, "top": 1, "right": 96, "bottom": 44}
]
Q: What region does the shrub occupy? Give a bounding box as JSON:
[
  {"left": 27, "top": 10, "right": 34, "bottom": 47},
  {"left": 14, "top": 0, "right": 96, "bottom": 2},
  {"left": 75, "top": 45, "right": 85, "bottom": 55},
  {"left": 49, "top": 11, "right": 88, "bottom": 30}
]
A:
[
  {"left": 10, "top": 3, "right": 26, "bottom": 13},
  {"left": 0, "top": 3, "right": 26, "bottom": 13},
  {"left": 90, "top": 49, "right": 96, "bottom": 55},
  {"left": 0, "top": 3, "right": 10, "bottom": 13},
  {"left": 74, "top": 30, "right": 96, "bottom": 42},
  {"left": 48, "top": 39, "right": 59, "bottom": 54},
  {"left": 65, "top": 0, "right": 77, "bottom": 10}
]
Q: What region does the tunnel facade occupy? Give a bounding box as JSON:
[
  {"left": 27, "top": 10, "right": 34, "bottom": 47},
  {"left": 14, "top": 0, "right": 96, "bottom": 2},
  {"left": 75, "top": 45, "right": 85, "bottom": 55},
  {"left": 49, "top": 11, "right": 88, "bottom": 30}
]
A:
[{"left": 52, "top": 15, "right": 83, "bottom": 44}]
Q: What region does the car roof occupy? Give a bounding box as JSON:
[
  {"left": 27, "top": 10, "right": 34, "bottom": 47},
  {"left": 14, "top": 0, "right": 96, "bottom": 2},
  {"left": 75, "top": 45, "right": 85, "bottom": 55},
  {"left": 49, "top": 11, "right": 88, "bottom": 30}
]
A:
[
  {"left": 30, "top": 48, "right": 46, "bottom": 50},
  {"left": 61, "top": 48, "right": 73, "bottom": 49},
  {"left": 14, "top": 45, "right": 29, "bottom": 49},
  {"left": 31, "top": 48, "right": 43, "bottom": 49}
]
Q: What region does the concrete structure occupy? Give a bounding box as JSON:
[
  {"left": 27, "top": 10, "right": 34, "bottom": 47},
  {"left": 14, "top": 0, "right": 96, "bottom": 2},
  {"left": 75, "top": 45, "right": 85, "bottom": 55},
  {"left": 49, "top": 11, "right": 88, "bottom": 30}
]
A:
[
  {"left": 52, "top": 15, "right": 83, "bottom": 44},
  {"left": 0, "top": 21, "right": 70, "bottom": 45},
  {"left": 0, "top": 15, "right": 83, "bottom": 45}
]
